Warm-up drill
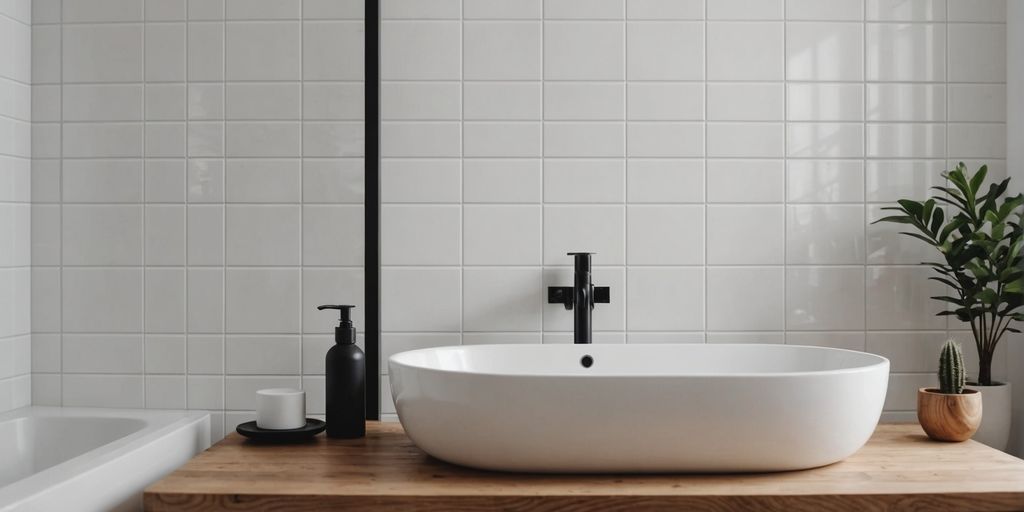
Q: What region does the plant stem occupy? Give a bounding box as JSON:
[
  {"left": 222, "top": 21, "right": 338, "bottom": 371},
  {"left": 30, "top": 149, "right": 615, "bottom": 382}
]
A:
[
  {"left": 980, "top": 313, "right": 988, "bottom": 355},
  {"left": 979, "top": 351, "right": 993, "bottom": 386},
  {"left": 970, "top": 318, "right": 984, "bottom": 366}
]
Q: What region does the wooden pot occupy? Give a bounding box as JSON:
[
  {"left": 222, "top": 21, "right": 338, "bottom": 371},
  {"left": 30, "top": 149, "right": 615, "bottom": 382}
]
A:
[{"left": 917, "top": 388, "right": 982, "bottom": 442}]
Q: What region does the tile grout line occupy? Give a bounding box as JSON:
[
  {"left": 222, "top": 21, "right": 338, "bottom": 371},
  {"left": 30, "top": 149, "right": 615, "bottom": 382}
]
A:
[
  {"left": 58, "top": 0, "right": 64, "bottom": 406},
  {"left": 539, "top": 3, "right": 545, "bottom": 343},
  {"left": 298, "top": 0, "right": 305, "bottom": 403},
  {"left": 30, "top": 18, "right": 1010, "bottom": 25},
  {"left": 375, "top": 78, "right": 1004, "bottom": 84},
  {"left": 183, "top": 0, "right": 190, "bottom": 414},
  {"left": 41, "top": 154, "right": 1007, "bottom": 160},
  {"left": 782, "top": 1, "right": 788, "bottom": 345},
  {"left": 221, "top": 1, "right": 227, "bottom": 434},
  {"left": 459, "top": 0, "right": 465, "bottom": 352},
  {"left": 622, "top": 1, "right": 627, "bottom": 342},
  {"left": 944, "top": 1, "right": 951, "bottom": 344},
  {"left": 862, "top": 0, "right": 869, "bottom": 353},
  {"left": 141, "top": 0, "right": 147, "bottom": 408},
  {"left": 702, "top": 0, "right": 708, "bottom": 343}
]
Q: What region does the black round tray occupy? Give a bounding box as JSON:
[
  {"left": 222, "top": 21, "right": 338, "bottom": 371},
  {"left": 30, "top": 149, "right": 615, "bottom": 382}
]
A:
[{"left": 236, "top": 419, "right": 326, "bottom": 443}]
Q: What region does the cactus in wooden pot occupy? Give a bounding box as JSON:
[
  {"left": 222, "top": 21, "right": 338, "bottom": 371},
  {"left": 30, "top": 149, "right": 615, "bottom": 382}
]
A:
[
  {"left": 918, "top": 339, "right": 981, "bottom": 442},
  {"left": 938, "top": 340, "right": 967, "bottom": 395}
]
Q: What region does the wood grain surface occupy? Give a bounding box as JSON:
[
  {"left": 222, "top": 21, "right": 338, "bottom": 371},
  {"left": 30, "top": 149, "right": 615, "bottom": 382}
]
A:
[
  {"left": 144, "top": 422, "right": 1024, "bottom": 512},
  {"left": 917, "top": 387, "right": 984, "bottom": 442}
]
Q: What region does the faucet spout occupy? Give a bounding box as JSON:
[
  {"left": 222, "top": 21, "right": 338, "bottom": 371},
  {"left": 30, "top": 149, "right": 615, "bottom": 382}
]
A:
[{"left": 548, "top": 252, "right": 610, "bottom": 344}]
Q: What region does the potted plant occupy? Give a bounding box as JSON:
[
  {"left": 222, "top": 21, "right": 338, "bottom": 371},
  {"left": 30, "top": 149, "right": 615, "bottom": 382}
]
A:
[
  {"left": 875, "top": 163, "right": 1023, "bottom": 449},
  {"left": 918, "top": 340, "right": 982, "bottom": 442}
]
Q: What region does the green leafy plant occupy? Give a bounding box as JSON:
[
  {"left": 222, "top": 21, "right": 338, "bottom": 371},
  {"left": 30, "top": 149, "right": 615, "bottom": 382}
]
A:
[
  {"left": 874, "top": 163, "right": 1024, "bottom": 386},
  {"left": 938, "top": 339, "right": 966, "bottom": 394}
]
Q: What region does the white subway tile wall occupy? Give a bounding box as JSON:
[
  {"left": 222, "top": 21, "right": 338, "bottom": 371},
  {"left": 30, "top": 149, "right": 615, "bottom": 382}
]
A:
[
  {"left": 0, "top": 0, "right": 32, "bottom": 413},
  {"left": 30, "top": 0, "right": 365, "bottom": 439},
  {"left": 379, "top": 0, "right": 1009, "bottom": 420}
]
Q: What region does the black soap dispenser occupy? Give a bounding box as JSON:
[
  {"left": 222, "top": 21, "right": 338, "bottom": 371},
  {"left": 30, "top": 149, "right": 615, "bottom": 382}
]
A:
[{"left": 318, "top": 305, "right": 365, "bottom": 438}]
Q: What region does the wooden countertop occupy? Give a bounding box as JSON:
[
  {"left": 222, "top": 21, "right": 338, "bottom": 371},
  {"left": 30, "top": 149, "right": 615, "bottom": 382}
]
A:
[{"left": 145, "top": 422, "right": 1024, "bottom": 511}]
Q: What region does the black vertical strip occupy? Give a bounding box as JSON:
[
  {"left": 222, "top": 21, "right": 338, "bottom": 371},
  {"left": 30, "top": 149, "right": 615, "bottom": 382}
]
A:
[{"left": 364, "top": 0, "right": 381, "bottom": 420}]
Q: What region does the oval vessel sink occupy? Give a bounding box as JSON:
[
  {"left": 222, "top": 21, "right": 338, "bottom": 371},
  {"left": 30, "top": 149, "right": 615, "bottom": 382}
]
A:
[{"left": 389, "top": 344, "right": 889, "bottom": 473}]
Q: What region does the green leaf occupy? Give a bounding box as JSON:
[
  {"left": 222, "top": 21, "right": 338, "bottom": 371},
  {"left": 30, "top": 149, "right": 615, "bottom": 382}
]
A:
[
  {"left": 969, "top": 164, "right": 989, "bottom": 195},
  {"left": 900, "top": 231, "right": 939, "bottom": 246},
  {"left": 873, "top": 215, "right": 915, "bottom": 225},
  {"left": 978, "top": 288, "right": 1000, "bottom": 305},
  {"left": 898, "top": 199, "right": 925, "bottom": 219},
  {"left": 966, "top": 261, "right": 991, "bottom": 280},
  {"left": 928, "top": 276, "right": 963, "bottom": 290},
  {"left": 938, "top": 217, "right": 966, "bottom": 244},
  {"left": 946, "top": 166, "right": 972, "bottom": 198},
  {"left": 930, "top": 206, "right": 944, "bottom": 235},
  {"left": 922, "top": 199, "right": 936, "bottom": 226},
  {"left": 934, "top": 195, "right": 975, "bottom": 219}
]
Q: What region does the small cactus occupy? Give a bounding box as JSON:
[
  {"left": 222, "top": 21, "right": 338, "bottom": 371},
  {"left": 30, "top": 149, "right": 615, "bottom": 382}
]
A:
[{"left": 938, "top": 339, "right": 967, "bottom": 394}]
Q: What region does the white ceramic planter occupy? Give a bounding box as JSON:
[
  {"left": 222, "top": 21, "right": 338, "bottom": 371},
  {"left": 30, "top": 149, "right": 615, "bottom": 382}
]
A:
[{"left": 966, "top": 381, "right": 1012, "bottom": 451}]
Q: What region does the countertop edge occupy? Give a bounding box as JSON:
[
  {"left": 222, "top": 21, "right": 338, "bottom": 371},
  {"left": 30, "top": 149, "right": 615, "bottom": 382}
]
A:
[
  {"left": 143, "top": 490, "right": 1024, "bottom": 512},
  {"left": 143, "top": 423, "right": 1024, "bottom": 512}
]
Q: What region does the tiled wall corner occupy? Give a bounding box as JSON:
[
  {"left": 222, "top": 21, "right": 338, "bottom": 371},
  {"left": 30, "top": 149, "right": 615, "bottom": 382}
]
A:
[
  {"left": 379, "top": 0, "right": 1009, "bottom": 419},
  {"left": 29, "top": 0, "right": 365, "bottom": 440},
  {"left": 0, "top": 0, "right": 32, "bottom": 414}
]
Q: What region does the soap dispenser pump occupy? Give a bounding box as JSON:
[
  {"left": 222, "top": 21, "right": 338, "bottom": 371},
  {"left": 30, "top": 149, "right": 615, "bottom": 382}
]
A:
[{"left": 317, "top": 305, "right": 365, "bottom": 438}]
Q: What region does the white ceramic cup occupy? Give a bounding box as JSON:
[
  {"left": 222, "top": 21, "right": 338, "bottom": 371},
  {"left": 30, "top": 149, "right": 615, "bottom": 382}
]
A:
[{"left": 256, "top": 388, "right": 306, "bottom": 430}]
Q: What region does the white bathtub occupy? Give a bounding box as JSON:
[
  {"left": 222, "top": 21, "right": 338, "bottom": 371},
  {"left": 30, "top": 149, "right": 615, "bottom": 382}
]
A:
[
  {"left": 390, "top": 343, "right": 889, "bottom": 473},
  {"left": 0, "top": 407, "right": 210, "bottom": 512}
]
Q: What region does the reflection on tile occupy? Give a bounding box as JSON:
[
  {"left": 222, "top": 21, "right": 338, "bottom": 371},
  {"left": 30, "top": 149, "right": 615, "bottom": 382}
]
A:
[
  {"left": 864, "top": 160, "right": 945, "bottom": 202},
  {"left": 788, "top": 84, "right": 863, "bottom": 121},
  {"left": 866, "top": 266, "right": 946, "bottom": 330},
  {"left": 786, "top": 22, "right": 862, "bottom": 81},
  {"left": 787, "top": 123, "right": 863, "bottom": 158},
  {"left": 787, "top": 267, "right": 865, "bottom": 330},
  {"left": 866, "top": 123, "right": 945, "bottom": 158},
  {"left": 787, "top": 160, "right": 864, "bottom": 203},
  {"left": 866, "top": 23, "right": 945, "bottom": 82},
  {"left": 787, "top": 205, "right": 865, "bottom": 265},
  {"left": 866, "top": 84, "right": 945, "bottom": 122}
]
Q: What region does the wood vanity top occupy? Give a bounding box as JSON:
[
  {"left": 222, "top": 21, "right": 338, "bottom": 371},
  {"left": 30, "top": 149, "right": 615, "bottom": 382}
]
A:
[{"left": 144, "top": 422, "right": 1024, "bottom": 511}]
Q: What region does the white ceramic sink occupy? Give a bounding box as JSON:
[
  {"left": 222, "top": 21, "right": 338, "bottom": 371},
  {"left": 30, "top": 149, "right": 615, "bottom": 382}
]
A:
[{"left": 389, "top": 344, "right": 889, "bottom": 473}]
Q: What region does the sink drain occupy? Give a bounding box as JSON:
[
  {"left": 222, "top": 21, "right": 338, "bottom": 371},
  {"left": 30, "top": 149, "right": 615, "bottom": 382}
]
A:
[{"left": 580, "top": 355, "right": 594, "bottom": 368}]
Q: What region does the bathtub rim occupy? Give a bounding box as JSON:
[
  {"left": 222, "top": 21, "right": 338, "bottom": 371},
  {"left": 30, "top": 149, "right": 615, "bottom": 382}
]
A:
[{"left": 0, "top": 406, "right": 209, "bottom": 509}]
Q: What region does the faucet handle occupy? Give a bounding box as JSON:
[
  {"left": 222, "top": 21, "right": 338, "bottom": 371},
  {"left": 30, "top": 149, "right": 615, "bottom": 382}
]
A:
[
  {"left": 548, "top": 287, "right": 574, "bottom": 310},
  {"left": 548, "top": 286, "right": 610, "bottom": 308}
]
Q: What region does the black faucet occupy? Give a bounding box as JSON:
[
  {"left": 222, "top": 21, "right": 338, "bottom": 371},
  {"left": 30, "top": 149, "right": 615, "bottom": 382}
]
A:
[{"left": 548, "top": 252, "right": 610, "bottom": 344}]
